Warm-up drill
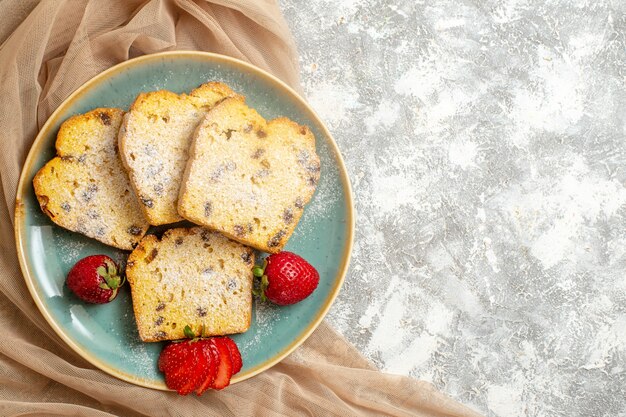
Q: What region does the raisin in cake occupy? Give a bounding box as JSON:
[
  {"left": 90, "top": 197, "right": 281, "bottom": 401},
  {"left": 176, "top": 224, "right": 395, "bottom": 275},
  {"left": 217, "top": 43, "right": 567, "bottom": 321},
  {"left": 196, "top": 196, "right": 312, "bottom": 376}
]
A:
[
  {"left": 33, "top": 108, "right": 149, "bottom": 250},
  {"left": 118, "top": 82, "right": 243, "bottom": 225},
  {"left": 126, "top": 227, "right": 254, "bottom": 342},
  {"left": 178, "top": 98, "right": 320, "bottom": 253}
]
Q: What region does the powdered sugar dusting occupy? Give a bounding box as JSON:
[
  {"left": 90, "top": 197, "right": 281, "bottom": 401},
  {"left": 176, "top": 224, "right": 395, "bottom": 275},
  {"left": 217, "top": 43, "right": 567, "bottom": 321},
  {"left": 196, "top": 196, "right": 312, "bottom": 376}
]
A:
[
  {"left": 238, "top": 301, "right": 282, "bottom": 353},
  {"left": 58, "top": 238, "right": 88, "bottom": 264},
  {"left": 104, "top": 304, "right": 158, "bottom": 379}
]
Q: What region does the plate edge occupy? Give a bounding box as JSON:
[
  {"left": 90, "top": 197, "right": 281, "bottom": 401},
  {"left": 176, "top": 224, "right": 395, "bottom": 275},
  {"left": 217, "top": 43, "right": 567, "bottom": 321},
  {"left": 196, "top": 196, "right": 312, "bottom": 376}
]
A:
[{"left": 13, "top": 50, "right": 356, "bottom": 390}]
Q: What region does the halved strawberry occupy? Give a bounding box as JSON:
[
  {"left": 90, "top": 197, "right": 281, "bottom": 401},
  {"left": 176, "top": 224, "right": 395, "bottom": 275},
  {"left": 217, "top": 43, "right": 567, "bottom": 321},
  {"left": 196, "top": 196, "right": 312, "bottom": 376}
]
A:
[
  {"left": 158, "top": 327, "right": 241, "bottom": 395},
  {"left": 158, "top": 342, "right": 194, "bottom": 392},
  {"left": 159, "top": 340, "right": 207, "bottom": 395},
  {"left": 184, "top": 341, "right": 218, "bottom": 395},
  {"left": 158, "top": 342, "right": 189, "bottom": 373},
  {"left": 159, "top": 342, "right": 195, "bottom": 392},
  {"left": 176, "top": 342, "right": 208, "bottom": 395},
  {"left": 178, "top": 341, "right": 208, "bottom": 395},
  {"left": 210, "top": 338, "right": 233, "bottom": 390},
  {"left": 194, "top": 340, "right": 219, "bottom": 396},
  {"left": 222, "top": 337, "right": 242, "bottom": 375}
]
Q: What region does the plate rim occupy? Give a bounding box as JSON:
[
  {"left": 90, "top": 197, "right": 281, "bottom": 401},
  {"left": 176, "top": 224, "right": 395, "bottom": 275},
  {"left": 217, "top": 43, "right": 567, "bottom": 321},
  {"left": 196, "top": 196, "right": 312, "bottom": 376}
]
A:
[{"left": 13, "top": 51, "right": 355, "bottom": 390}]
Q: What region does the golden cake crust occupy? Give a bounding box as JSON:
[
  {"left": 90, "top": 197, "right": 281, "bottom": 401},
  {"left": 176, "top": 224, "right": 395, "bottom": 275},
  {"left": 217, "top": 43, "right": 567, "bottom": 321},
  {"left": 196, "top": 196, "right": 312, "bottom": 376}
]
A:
[
  {"left": 178, "top": 98, "right": 320, "bottom": 253},
  {"left": 118, "top": 82, "right": 243, "bottom": 226},
  {"left": 126, "top": 227, "right": 254, "bottom": 342},
  {"left": 33, "top": 108, "right": 149, "bottom": 250}
]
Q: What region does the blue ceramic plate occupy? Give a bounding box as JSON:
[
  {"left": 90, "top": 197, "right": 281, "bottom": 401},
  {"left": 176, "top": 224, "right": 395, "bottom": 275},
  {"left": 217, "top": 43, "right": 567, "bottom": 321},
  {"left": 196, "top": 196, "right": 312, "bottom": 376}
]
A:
[{"left": 14, "top": 52, "right": 354, "bottom": 389}]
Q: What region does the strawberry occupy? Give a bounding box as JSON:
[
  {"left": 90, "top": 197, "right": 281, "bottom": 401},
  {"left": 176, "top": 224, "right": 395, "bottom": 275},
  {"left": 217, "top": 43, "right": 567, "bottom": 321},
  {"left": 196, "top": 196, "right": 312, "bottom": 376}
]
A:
[
  {"left": 158, "top": 340, "right": 196, "bottom": 393},
  {"left": 222, "top": 337, "right": 243, "bottom": 375},
  {"left": 252, "top": 251, "right": 319, "bottom": 306},
  {"left": 159, "top": 334, "right": 210, "bottom": 395},
  {"left": 66, "top": 255, "right": 124, "bottom": 304},
  {"left": 158, "top": 327, "right": 243, "bottom": 395},
  {"left": 194, "top": 339, "right": 219, "bottom": 396},
  {"left": 210, "top": 338, "right": 233, "bottom": 390},
  {"left": 177, "top": 341, "right": 210, "bottom": 395}
]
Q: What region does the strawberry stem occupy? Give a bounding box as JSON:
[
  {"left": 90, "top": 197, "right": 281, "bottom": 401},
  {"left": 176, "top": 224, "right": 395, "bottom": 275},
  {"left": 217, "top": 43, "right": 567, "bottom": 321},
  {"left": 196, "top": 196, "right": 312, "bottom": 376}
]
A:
[
  {"left": 252, "top": 259, "right": 270, "bottom": 302},
  {"left": 97, "top": 260, "right": 124, "bottom": 291},
  {"left": 252, "top": 274, "right": 269, "bottom": 302},
  {"left": 252, "top": 258, "right": 271, "bottom": 301}
]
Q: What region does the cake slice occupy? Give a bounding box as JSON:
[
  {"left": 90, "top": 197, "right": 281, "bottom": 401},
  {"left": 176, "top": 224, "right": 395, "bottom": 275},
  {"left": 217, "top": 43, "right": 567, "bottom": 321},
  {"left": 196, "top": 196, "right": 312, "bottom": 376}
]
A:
[
  {"left": 33, "top": 108, "right": 149, "bottom": 250},
  {"left": 126, "top": 227, "right": 254, "bottom": 342},
  {"left": 118, "top": 82, "right": 242, "bottom": 226},
  {"left": 178, "top": 98, "right": 320, "bottom": 253}
]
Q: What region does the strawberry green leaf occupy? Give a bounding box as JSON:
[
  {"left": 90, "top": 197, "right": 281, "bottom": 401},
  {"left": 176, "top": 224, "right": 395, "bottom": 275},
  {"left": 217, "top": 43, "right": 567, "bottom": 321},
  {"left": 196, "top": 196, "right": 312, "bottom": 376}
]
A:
[
  {"left": 183, "top": 325, "right": 195, "bottom": 339},
  {"left": 102, "top": 271, "right": 121, "bottom": 289},
  {"left": 259, "top": 275, "right": 269, "bottom": 303},
  {"left": 104, "top": 259, "right": 117, "bottom": 276},
  {"left": 108, "top": 275, "right": 121, "bottom": 289},
  {"left": 96, "top": 266, "right": 108, "bottom": 278},
  {"left": 252, "top": 272, "right": 270, "bottom": 302},
  {"left": 108, "top": 288, "right": 118, "bottom": 301}
]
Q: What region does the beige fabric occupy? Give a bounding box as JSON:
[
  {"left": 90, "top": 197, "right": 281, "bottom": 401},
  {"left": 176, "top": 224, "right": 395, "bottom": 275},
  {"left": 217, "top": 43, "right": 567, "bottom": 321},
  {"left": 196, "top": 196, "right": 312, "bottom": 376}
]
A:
[{"left": 0, "top": 1, "right": 482, "bottom": 416}]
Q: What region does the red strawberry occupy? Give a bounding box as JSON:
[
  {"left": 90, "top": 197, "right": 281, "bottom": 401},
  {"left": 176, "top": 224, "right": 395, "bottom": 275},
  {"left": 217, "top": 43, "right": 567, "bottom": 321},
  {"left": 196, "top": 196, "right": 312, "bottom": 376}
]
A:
[
  {"left": 66, "top": 255, "right": 123, "bottom": 303},
  {"left": 222, "top": 337, "right": 242, "bottom": 375},
  {"left": 158, "top": 327, "right": 243, "bottom": 395},
  {"left": 177, "top": 342, "right": 210, "bottom": 396},
  {"left": 158, "top": 341, "right": 195, "bottom": 393},
  {"left": 210, "top": 338, "right": 233, "bottom": 390},
  {"left": 194, "top": 340, "right": 219, "bottom": 396},
  {"left": 253, "top": 252, "right": 319, "bottom": 305},
  {"left": 159, "top": 339, "right": 208, "bottom": 395}
]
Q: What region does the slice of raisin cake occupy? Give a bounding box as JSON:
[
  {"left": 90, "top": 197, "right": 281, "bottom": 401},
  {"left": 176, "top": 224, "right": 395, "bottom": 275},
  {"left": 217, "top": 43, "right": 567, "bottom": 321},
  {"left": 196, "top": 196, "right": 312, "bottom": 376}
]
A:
[
  {"left": 178, "top": 98, "right": 320, "bottom": 253},
  {"left": 126, "top": 227, "right": 254, "bottom": 342},
  {"left": 33, "top": 108, "right": 149, "bottom": 250},
  {"left": 118, "top": 82, "right": 242, "bottom": 226}
]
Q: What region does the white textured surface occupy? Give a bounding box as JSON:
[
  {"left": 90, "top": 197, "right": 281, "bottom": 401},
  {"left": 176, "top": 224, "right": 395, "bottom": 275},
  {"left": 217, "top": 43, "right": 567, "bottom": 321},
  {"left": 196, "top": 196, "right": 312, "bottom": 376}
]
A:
[{"left": 281, "top": 1, "right": 626, "bottom": 415}]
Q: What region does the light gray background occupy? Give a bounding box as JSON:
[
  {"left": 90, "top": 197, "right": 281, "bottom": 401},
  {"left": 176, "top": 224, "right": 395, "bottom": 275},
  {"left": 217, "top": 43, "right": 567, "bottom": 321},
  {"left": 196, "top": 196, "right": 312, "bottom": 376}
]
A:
[{"left": 281, "top": 1, "right": 626, "bottom": 416}]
